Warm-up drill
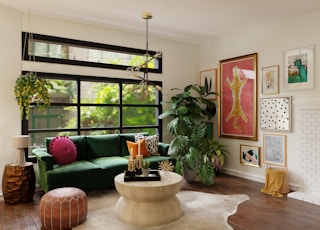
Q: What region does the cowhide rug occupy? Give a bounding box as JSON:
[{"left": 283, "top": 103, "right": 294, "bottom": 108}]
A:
[{"left": 74, "top": 189, "right": 249, "bottom": 230}]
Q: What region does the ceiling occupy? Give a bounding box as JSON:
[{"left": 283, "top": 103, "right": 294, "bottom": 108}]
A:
[{"left": 1, "top": 0, "right": 320, "bottom": 44}]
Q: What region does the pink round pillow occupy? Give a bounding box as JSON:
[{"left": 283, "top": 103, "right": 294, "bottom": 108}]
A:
[{"left": 49, "top": 136, "right": 77, "bottom": 165}]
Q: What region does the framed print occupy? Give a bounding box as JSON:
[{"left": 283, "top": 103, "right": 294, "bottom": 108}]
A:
[
  {"left": 260, "top": 97, "right": 291, "bottom": 132},
  {"left": 283, "top": 45, "right": 315, "bottom": 91},
  {"left": 200, "top": 68, "right": 217, "bottom": 100},
  {"left": 240, "top": 144, "right": 260, "bottom": 167},
  {"left": 219, "top": 53, "right": 258, "bottom": 140},
  {"left": 262, "top": 65, "right": 279, "bottom": 95},
  {"left": 263, "top": 134, "right": 286, "bottom": 167}
]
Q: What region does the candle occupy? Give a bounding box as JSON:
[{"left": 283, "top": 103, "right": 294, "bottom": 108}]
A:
[
  {"left": 128, "top": 158, "right": 135, "bottom": 172},
  {"left": 136, "top": 155, "right": 143, "bottom": 169}
]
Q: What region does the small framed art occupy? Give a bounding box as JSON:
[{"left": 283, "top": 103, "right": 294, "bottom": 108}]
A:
[
  {"left": 263, "top": 134, "right": 286, "bottom": 167},
  {"left": 262, "top": 65, "right": 279, "bottom": 95},
  {"left": 240, "top": 144, "right": 260, "bottom": 167},
  {"left": 283, "top": 45, "right": 315, "bottom": 91},
  {"left": 260, "top": 97, "right": 291, "bottom": 132},
  {"left": 200, "top": 68, "right": 217, "bottom": 100}
]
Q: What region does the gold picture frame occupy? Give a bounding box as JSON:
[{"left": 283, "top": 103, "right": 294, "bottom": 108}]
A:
[
  {"left": 240, "top": 144, "right": 260, "bottom": 167},
  {"left": 263, "top": 134, "right": 286, "bottom": 167},
  {"left": 199, "top": 68, "right": 217, "bottom": 100},
  {"left": 219, "top": 53, "right": 258, "bottom": 140},
  {"left": 262, "top": 65, "right": 279, "bottom": 95}
]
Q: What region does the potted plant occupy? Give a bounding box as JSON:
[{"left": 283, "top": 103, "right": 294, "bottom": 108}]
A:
[
  {"left": 159, "top": 84, "right": 217, "bottom": 185},
  {"left": 142, "top": 159, "right": 151, "bottom": 176},
  {"left": 207, "top": 139, "right": 230, "bottom": 175},
  {"left": 14, "top": 72, "right": 53, "bottom": 120}
]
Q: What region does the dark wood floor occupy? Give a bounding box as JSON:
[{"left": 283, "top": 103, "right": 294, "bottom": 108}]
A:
[{"left": 1, "top": 173, "right": 320, "bottom": 230}]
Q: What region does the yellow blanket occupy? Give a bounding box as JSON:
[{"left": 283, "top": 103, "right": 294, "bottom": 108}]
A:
[{"left": 260, "top": 168, "right": 284, "bottom": 198}]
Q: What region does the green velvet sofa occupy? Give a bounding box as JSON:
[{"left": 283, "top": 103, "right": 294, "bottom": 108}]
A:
[{"left": 33, "top": 133, "right": 173, "bottom": 193}]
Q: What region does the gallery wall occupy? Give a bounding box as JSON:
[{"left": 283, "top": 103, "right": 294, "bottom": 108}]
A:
[{"left": 199, "top": 9, "right": 320, "bottom": 191}]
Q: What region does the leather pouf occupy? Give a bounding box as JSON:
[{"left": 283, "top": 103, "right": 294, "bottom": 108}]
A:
[{"left": 40, "top": 187, "right": 87, "bottom": 230}]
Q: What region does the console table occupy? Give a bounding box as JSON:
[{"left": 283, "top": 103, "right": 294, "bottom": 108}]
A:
[
  {"left": 114, "top": 171, "right": 182, "bottom": 227},
  {"left": 2, "top": 162, "right": 35, "bottom": 204}
]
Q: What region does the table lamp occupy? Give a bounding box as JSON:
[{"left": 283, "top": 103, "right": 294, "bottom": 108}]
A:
[{"left": 12, "top": 135, "right": 30, "bottom": 165}]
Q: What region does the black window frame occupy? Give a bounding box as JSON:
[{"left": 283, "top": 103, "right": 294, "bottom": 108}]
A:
[
  {"left": 21, "top": 32, "right": 163, "bottom": 163},
  {"left": 22, "top": 32, "right": 162, "bottom": 73}
]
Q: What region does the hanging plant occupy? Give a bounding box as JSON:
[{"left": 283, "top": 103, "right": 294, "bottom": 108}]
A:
[{"left": 14, "top": 72, "right": 53, "bottom": 120}]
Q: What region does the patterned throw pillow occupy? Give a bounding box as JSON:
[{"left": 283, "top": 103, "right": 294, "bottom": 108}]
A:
[
  {"left": 135, "top": 133, "right": 160, "bottom": 156},
  {"left": 49, "top": 136, "right": 77, "bottom": 165}
]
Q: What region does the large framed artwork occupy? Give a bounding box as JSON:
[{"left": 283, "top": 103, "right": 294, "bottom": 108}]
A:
[
  {"left": 283, "top": 45, "right": 315, "bottom": 91},
  {"left": 199, "top": 68, "right": 217, "bottom": 100},
  {"left": 219, "top": 53, "right": 258, "bottom": 140}
]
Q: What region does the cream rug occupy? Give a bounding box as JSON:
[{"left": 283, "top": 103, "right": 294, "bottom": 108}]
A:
[{"left": 74, "top": 189, "right": 249, "bottom": 230}]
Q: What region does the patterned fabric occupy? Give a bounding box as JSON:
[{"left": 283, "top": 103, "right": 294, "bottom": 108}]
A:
[{"left": 135, "top": 133, "right": 160, "bottom": 156}]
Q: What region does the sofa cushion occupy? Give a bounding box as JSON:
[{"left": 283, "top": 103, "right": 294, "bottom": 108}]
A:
[
  {"left": 136, "top": 134, "right": 160, "bottom": 156},
  {"left": 126, "top": 139, "right": 150, "bottom": 158},
  {"left": 47, "top": 161, "right": 103, "bottom": 191},
  {"left": 87, "top": 134, "right": 120, "bottom": 159},
  {"left": 91, "top": 156, "right": 128, "bottom": 170},
  {"left": 49, "top": 136, "right": 77, "bottom": 165},
  {"left": 69, "top": 136, "right": 88, "bottom": 160},
  {"left": 119, "top": 133, "right": 147, "bottom": 156}
]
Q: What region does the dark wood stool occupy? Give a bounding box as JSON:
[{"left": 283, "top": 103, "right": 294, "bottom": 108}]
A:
[{"left": 2, "top": 162, "right": 35, "bottom": 204}]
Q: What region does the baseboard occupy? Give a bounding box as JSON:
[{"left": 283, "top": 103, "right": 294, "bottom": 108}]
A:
[
  {"left": 222, "top": 168, "right": 265, "bottom": 183},
  {"left": 222, "top": 168, "right": 300, "bottom": 192}
]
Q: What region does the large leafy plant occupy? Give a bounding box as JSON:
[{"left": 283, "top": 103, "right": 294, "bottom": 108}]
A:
[
  {"left": 14, "top": 72, "right": 53, "bottom": 120},
  {"left": 159, "top": 84, "right": 217, "bottom": 185}
]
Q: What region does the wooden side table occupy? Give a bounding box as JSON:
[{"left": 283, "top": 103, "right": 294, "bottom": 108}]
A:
[{"left": 2, "top": 162, "right": 36, "bottom": 204}]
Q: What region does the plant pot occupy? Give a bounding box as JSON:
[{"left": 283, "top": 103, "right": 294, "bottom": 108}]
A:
[
  {"left": 142, "top": 168, "right": 150, "bottom": 176},
  {"left": 183, "top": 161, "right": 198, "bottom": 183}
]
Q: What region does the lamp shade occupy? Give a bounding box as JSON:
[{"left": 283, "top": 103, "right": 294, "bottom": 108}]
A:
[{"left": 12, "top": 135, "right": 30, "bottom": 149}]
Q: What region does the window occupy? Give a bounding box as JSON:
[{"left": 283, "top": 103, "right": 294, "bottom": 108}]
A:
[
  {"left": 22, "top": 32, "right": 162, "bottom": 72},
  {"left": 22, "top": 33, "right": 163, "bottom": 162}
]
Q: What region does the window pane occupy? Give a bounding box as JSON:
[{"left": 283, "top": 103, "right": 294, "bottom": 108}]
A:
[
  {"left": 29, "top": 106, "right": 77, "bottom": 129},
  {"left": 49, "top": 79, "right": 77, "bottom": 103},
  {"left": 81, "top": 82, "right": 119, "bottom": 104},
  {"left": 80, "top": 106, "right": 119, "bottom": 128},
  {"left": 122, "top": 84, "right": 157, "bottom": 105},
  {"left": 122, "top": 107, "right": 157, "bottom": 126},
  {"left": 80, "top": 130, "right": 120, "bottom": 135},
  {"left": 31, "top": 40, "right": 159, "bottom": 69},
  {"left": 30, "top": 131, "right": 78, "bottom": 147}
]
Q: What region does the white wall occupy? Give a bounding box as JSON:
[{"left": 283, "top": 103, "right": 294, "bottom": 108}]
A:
[
  {"left": 0, "top": 4, "right": 199, "bottom": 195},
  {"left": 199, "top": 9, "right": 320, "bottom": 190},
  {"left": 0, "top": 5, "right": 23, "bottom": 193}
]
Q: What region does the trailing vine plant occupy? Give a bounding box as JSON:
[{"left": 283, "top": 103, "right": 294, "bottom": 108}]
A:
[{"left": 14, "top": 72, "right": 53, "bottom": 120}]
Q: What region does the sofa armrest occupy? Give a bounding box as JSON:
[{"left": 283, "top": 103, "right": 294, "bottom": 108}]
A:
[
  {"left": 33, "top": 149, "right": 54, "bottom": 192},
  {"left": 158, "top": 142, "right": 170, "bottom": 156},
  {"left": 33, "top": 149, "right": 54, "bottom": 171}
]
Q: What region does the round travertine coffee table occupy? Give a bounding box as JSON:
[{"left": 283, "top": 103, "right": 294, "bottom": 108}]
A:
[{"left": 114, "top": 171, "right": 182, "bottom": 227}]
